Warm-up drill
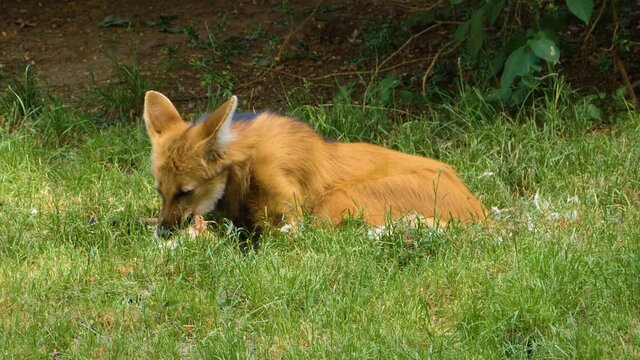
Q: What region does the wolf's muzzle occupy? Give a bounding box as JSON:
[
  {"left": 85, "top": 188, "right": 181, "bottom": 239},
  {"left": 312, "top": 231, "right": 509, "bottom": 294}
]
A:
[{"left": 154, "top": 215, "right": 193, "bottom": 239}]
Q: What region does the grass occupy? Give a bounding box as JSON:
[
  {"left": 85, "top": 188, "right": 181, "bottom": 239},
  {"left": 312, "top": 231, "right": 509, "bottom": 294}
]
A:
[{"left": 1, "top": 74, "right": 639, "bottom": 358}]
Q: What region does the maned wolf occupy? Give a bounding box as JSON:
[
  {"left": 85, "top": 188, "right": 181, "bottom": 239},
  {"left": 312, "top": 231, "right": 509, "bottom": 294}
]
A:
[{"left": 143, "top": 91, "right": 484, "bottom": 236}]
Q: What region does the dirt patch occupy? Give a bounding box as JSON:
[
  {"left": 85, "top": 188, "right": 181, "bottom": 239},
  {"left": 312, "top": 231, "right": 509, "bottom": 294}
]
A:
[
  {"left": 1, "top": 0, "right": 396, "bottom": 110},
  {"left": 1, "top": 0, "right": 638, "bottom": 113}
]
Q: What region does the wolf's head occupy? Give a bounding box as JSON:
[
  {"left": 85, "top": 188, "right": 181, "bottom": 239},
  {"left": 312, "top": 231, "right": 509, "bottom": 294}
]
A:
[{"left": 143, "top": 91, "right": 237, "bottom": 237}]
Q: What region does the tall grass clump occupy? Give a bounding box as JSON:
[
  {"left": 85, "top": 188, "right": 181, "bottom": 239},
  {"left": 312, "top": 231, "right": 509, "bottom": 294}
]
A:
[
  {"left": 0, "top": 65, "right": 49, "bottom": 126},
  {"left": 0, "top": 66, "right": 92, "bottom": 145}
]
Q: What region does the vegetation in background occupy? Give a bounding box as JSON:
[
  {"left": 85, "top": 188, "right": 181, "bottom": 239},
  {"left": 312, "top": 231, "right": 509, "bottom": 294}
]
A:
[
  {"left": 332, "top": 0, "right": 636, "bottom": 112},
  {"left": 70, "top": 0, "right": 637, "bottom": 123},
  {"left": 0, "top": 65, "right": 50, "bottom": 126},
  {"left": 0, "top": 66, "right": 89, "bottom": 145},
  {"left": 87, "top": 42, "right": 151, "bottom": 123},
  {"left": 450, "top": 0, "right": 638, "bottom": 107}
]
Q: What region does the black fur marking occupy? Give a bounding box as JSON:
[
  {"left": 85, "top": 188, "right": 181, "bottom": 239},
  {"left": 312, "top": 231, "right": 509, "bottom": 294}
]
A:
[
  {"left": 196, "top": 110, "right": 338, "bottom": 143},
  {"left": 232, "top": 112, "right": 260, "bottom": 122},
  {"left": 195, "top": 111, "right": 260, "bottom": 124}
]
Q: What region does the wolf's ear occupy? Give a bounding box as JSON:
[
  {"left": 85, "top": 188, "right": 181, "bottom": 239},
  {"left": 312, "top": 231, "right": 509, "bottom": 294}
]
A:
[
  {"left": 143, "top": 91, "right": 183, "bottom": 139},
  {"left": 196, "top": 95, "right": 238, "bottom": 150}
]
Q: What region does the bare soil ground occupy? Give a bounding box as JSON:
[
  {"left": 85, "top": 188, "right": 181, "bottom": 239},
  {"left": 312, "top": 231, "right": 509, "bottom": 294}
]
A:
[{"left": 1, "top": 0, "right": 638, "bottom": 113}]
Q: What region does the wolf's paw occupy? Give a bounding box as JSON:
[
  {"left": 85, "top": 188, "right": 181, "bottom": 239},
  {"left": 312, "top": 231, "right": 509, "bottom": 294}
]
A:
[
  {"left": 366, "top": 226, "right": 388, "bottom": 240},
  {"left": 159, "top": 238, "right": 181, "bottom": 250}
]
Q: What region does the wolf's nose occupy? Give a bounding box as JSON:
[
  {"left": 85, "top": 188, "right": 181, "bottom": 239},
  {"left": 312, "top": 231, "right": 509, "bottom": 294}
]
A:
[{"left": 155, "top": 219, "right": 174, "bottom": 239}]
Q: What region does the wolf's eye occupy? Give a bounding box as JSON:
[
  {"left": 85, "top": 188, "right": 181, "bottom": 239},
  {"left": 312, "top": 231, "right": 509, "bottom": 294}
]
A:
[{"left": 174, "top": 189, "right": 193, "bottom": 200}]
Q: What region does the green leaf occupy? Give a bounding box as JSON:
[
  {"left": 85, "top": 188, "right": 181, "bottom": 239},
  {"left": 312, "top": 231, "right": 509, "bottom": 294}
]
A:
[
  {"left": 399, "top": 89, "right": 415, "bottom": 103},
  {"left": 450, "top": 0, "right": 464, "bottom": 4},
  {"left": 99, "top": 16, "right": 130, "bottom": 28},
  {"left": 613, "top": 86, "right": 627, "bottom": 101},
  {"left": 500, "top": 45, "right": 539, "bottom": 98},
  {"left": 489, "top": 34, "right": 527, "bottom": 78},
  {"left": 468, "top": 9, "right": 485, "bottom": 56},
  {"left": 377, "top": 75, "right": 400, "bottom": 106},
  {"left": 566, "top": 0, "right": 593, "bottom": 23},
  {"left": 484, "top": 0, "right": 505, "bottom": 25},
  {"left": 586, "top": 103, "right": 602, "bottom": 121},
  {"left": 509, "top": 87, "right": 530, "bottom": 105},
  {"left": 520, "top": 74, "right": 538, "bottom": 89},
  {"left": 454, "top": 20, "right": 470, "bottom": 44},
  {"left": 528, "top": 33, "right": 560, "bottom": 63}
]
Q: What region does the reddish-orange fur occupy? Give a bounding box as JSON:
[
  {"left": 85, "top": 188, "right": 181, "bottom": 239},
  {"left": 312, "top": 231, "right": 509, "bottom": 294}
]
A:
[{"left": 143, "top": 91, "right": 485, "bottom": 232}]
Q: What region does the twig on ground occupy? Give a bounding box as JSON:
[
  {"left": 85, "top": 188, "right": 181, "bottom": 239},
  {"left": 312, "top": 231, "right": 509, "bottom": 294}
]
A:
[
  {"left": 422, "top": 41, "right": 456, "bottom": 96},
  {"left": 236, "top": 1, "right": 322, "bottom": 90},
  {"left": 614, "top": 56, "right": 637, "bottom": 105},
  {"left": 317, "top": 103, "right": 423, "bottom": 120},
  {"left": 583, "top": 0, "right": 608, "bottom": 47},
  {"left": 377, "top": 23, "right": 442, "bottom": 70},
  {"left": 390, "top": 0, "right": 446, "bottom": 13},
  {"left": 269, "top": 2, "right": 322, "bottom": 72},
  {"left": 235, "top": 56, "right": 437, "bottom": 83},
  {"left": 611, "top": 0, "right": 638, "bottom": 106}
]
